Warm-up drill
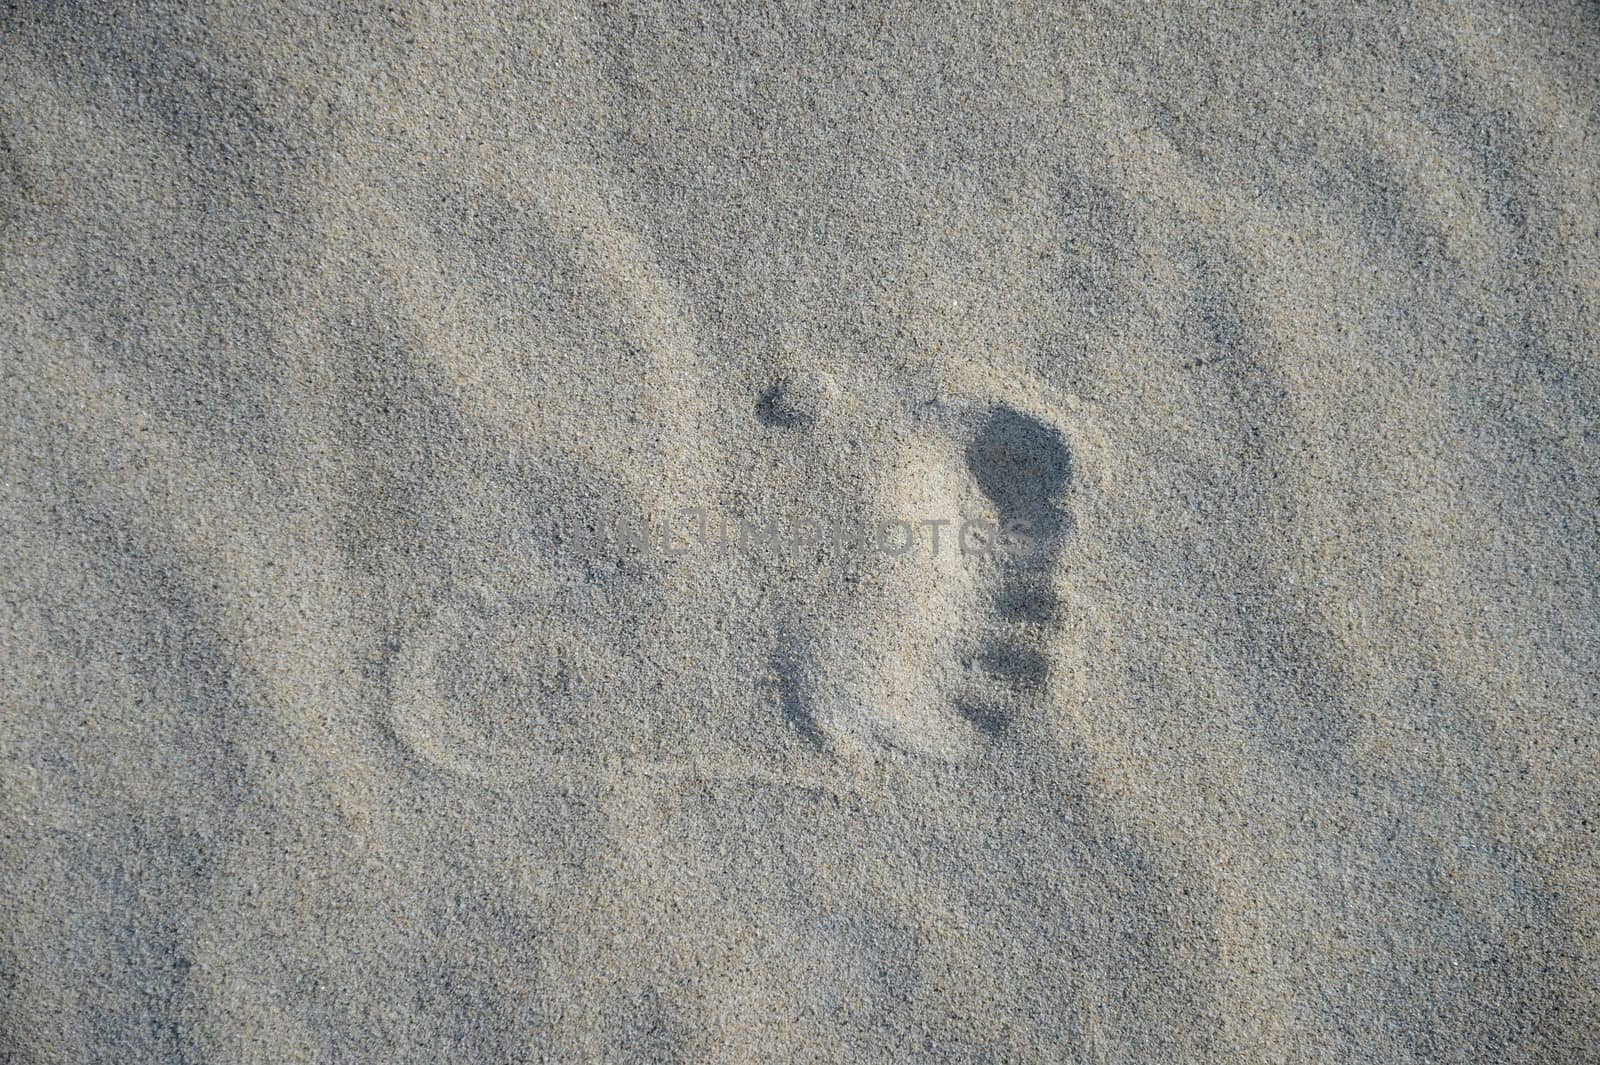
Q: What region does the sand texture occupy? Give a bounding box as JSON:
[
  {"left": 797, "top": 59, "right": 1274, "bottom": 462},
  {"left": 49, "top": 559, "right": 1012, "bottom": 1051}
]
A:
[{"left": 3, "top": 2, "right": 1599, "bottom": 1061}]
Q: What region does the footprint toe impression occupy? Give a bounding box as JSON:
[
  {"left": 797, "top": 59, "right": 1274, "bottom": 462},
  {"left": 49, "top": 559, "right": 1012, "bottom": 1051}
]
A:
[
  {"left": 956, "top": 406, "right": 1074, "bottom": 741},
  {"left": 964, "top": 406, "right": 1073, "bottom": 549}
]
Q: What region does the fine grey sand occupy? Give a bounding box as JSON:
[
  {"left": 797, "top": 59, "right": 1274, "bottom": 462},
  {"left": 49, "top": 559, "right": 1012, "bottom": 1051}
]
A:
[{"left": 3, "top": 2, "right": 1599, "bottom": 1061}]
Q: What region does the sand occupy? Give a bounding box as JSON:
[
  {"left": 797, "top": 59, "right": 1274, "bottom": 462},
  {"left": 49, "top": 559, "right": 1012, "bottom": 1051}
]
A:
[{"left": 3, "top": 1, "right": 1599, "bottom": 1061}]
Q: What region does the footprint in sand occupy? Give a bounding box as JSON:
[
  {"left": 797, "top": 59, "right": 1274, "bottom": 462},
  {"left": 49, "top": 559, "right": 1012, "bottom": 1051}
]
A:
[
  {"left": 776, "top": 395, "right": 1074, "bottom": 761},
  {"left": 372, "top": 159, "right": 1078, "bottom": 778}
]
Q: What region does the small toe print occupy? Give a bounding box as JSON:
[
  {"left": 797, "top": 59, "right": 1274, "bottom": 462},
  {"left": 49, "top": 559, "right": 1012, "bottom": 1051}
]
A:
[
  {"left": 759, "top": 369, "right": 840, "bottom": 427},
  {"left": 956, "top": 699, "right": 1012, "bottom": 738},
  {"left": 993, "top": 579, "right": 1063, "bottom": 626},
  {"left": 976, "top": 641, "right": 1049, "bottom": 691}
]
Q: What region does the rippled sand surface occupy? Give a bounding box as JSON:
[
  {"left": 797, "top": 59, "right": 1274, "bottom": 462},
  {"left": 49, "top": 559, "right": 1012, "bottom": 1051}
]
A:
[{"left": 3, "top": 3, "right": 1598, "bottom": 1061}]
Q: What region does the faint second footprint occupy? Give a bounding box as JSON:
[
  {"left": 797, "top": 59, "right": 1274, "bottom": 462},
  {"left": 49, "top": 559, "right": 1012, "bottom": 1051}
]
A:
[{"left": 387, "top": 594, "right": 604, "bottom": 788}]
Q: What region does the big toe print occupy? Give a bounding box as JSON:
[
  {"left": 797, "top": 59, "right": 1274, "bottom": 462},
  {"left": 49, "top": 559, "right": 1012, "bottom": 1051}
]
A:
[{"left": 965, "top": 406, "right": 1073, "bottom": 546}]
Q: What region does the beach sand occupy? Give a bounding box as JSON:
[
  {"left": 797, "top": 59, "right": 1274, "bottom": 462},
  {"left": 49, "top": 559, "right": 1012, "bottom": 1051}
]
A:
[{"left": 3, "top": 2, "right": 1598, "bottom": 1060}]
